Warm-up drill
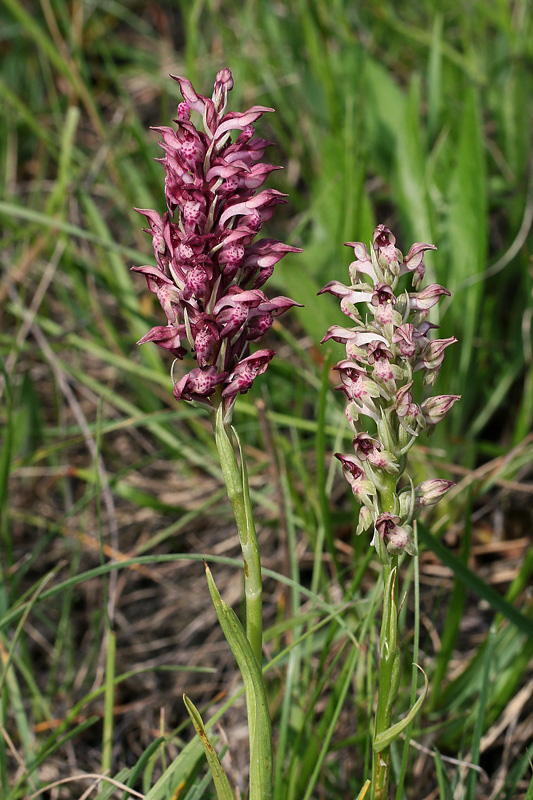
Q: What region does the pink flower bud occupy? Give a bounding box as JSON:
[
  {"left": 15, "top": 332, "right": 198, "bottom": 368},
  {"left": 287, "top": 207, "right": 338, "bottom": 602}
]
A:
[
  {"left": 395, "top": 382, "right": 423, "bottom": 433},
  {"left": 415, "top": 479, "right": 455, "bottom": 507},
  {"left": 409, "top": 284, "right": 450, "bottom": 311},
  {"left": 215, "top": 68, "right": 234, "bottom": 92},
  {"left": 416, "top": 337, "right": 457, "bottom": 372},
  {"left": 421, "top": 395, "right": 461, "bottom": 426}
]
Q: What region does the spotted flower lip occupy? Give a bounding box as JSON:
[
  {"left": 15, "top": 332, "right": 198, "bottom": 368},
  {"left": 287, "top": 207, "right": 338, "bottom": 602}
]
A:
[
  {"left": 352, "top": 433, "right": 398, "bottom": 474},
  {"left": 334, "top": 453, "right": 376, "bottom": 505},
  {"left": 133, "top": 69, "right": 302, "bottom": 416},
  {"left": 221, "top": 349, "right": 275, "bottom": 398},
  {"left": 173, "top": 365, "right": 228, "bottom": 402},
  {"left": 375, "top": 513, "right": 417, "bottom": 556}
]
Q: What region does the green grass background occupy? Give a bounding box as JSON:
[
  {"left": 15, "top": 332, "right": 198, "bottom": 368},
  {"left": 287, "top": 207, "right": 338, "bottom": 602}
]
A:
[{"left": 1, "top": 1, "right": 532, "bottom": 798}]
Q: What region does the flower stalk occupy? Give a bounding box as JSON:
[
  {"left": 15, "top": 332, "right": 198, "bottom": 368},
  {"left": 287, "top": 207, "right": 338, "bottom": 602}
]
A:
[
  {"left": 213, "top": 403, "right": 263, "bottom": 665},
  {"left": 320, "top": 225, "right": 459, "bottom": 799}
]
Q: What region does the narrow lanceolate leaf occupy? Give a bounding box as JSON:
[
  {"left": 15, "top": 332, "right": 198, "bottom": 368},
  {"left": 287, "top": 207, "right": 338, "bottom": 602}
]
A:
[
  {"left": 354, "top": 780, "right": 371, "bottom": 800},
  {"left": 447, "top": 86, "right": 486, "bottom": 411},
  {"left": 373, "top": 666, "right": 428, "bottom": 752},
  {"left": 183, "top": 695, "right": 235, "bottom": 800},
  {"left": 206, "top": 566, "right": 273, "bottom": 800}
]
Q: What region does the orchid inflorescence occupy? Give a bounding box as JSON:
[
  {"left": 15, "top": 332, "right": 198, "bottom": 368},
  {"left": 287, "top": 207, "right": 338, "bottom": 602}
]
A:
[
  {"left": 320, "top": 225, "right": 460, "bottom": 557},
  {"left": 133, "top": 68, "right": 301, "bottom": 419}
]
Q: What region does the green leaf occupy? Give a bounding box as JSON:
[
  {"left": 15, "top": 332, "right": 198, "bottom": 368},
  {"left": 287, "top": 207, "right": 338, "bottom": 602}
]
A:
[
  {"left": 0, "top": 356, "right": 13, "bottom": 543},
  {"left": 143, "top": 736, "right": 204, "bottom": 800},
  {"left": 466, "top": 626, "right": 496, "bottom": 800},
  {"left": 433, "top": 749, "right": 454, "bottom": 800},
  {"left": 101, "top": 630, "right": 116, "bottom": 776},
  {"left": 0, "top": 201, "right": 145, "bottom": 263},
  {"left": 183, "top": 695, "right": 235, "bottom": 800},
  {"left": 447, "top": 86, "right": 487, "bottom": 391},
  {"left": 206, "top": 565, "right": 273, "bottom": 800},
  {"left": 92, "top": 769, "right": 131, "bottom": 800},
  {"left": 354, "top": 780, "right": 371, "bottom": 800},
  {"left": 418, "top": 523, "right": 533, "bottom": 639},
  {"left": 373, "top": 666, "right": 428, "bottom": 752}
]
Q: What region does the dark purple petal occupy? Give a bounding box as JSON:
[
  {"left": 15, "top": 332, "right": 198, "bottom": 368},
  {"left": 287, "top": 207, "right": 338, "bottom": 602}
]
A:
[
  {"left": 215, "top": 106, "right": 274, "bottom": 138},
  {"left": 373, "top": 225, "right": 399, "bottom": 268},
  {"left": 137, "top": 325, "right": 187, "bottom": 359},
  {"left": 257, "top": 296, "right": 303, "bottom": 316},
  {"left": 170, "top": 75, "right": 208, "bottom": 115},
  {"left": 334, "top": 452, "right": 365, "bottom": 479},
  {"left": 133, "top": 70, "right": 301, "bottom": 408}
]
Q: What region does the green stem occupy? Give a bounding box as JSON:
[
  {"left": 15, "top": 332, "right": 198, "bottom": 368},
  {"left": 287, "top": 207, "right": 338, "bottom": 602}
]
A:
[
  {"left": 211, "top": 403, "right": 271, "bottom": 799},
  {"left": 212, "top": 405, "right": 263, "bottom": 666},
  {"left": 371, "top": 479, "right": 400, "bottom": 800}
]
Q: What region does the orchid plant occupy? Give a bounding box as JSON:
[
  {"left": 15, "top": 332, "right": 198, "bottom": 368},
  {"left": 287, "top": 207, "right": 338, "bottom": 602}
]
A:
[
  {"left": 133, "top": 67, "right": 459, "bottom": 800},
  {"left": 320, "top": 225, "right": 459, "bottom": 800},
  {"left": 133, "top": 68, "right": 301, "bottom": 800}
]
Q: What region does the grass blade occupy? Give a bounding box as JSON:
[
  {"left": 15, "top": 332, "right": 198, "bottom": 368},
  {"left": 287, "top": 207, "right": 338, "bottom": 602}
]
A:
[
  {"left": 418, "top": 523, "right": 533, "bottom": 638},
  {"left": 183, "top": 694, "right": 235, "bottom": 800}
]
